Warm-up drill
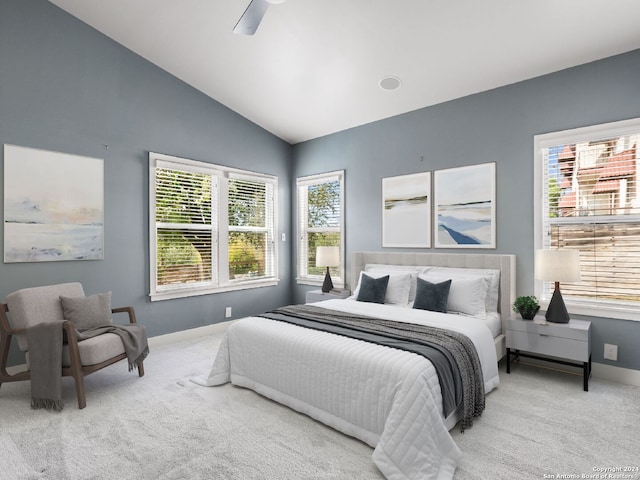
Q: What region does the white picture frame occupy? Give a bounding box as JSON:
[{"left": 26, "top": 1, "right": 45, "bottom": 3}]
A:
[
  {"left": 434, "top": 162, "right": 496, "bottom": 249},
  {"left": 4, "top": 144, "right": 104, "bottom": 262},
  {"left": 382, "top": 171, "right": 431, "bottom": 248}
]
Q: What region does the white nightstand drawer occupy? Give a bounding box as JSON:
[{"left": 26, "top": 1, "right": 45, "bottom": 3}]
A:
[
  {"left": 506, "top": 330, "right": 589, "bottom": 362},
  {"left": 506, "top": 317, "right": 590, "bottom": 342},
  {"left": 506, "top": 316, "right": 592, "bottom": 391}
]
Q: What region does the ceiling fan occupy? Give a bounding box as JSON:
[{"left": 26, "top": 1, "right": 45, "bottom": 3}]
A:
[{"left": 234, "top": 0, "right": 286, "bottom": 35}]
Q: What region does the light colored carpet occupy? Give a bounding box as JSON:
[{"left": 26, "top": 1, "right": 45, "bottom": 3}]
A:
[
  {"left": 1, "top": 332, "right": 638, "bottom": 480},
  {"left": 451, "top": 362, "right": 640, "bottom": 479}
]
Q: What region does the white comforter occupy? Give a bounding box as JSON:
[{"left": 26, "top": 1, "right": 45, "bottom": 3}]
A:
[{"left": 194, "top": 299, "right": 499, "bottom": 480}]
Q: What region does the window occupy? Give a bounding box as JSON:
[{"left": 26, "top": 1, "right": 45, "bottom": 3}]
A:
[
  {"left": 535, "top": 118, "right": 640, "bottom": 320},
  {"left": 296, "top": 171, "right": 345, "bottom": 287},
  {"left": 227, "top": 175, "right": 275, "bottom": 282},
  {"left": 150, "top": 153, "right": 278, "bottom": 301}
]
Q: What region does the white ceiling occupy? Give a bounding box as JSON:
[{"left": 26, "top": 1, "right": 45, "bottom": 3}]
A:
[{"left": 48, "top": 0, "right": 640, "bottom": 145}]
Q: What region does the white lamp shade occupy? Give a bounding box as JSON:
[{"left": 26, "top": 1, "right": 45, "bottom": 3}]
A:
[
  {"left": 535, "top": 249, "right": 581, "bottom": 283},
  {"left": 316, "top": 246, "right": 340, "bottom": 267}
]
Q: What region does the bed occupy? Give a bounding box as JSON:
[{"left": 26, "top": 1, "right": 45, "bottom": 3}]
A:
[{"left": 194, "top": 252, "right": 516, "bottom": 480}]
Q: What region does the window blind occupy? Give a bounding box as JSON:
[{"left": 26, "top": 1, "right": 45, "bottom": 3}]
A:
[
  {"left": 150, "top": 153, "right": 278, "bottom": 300},
  {"left": 155, "top": 167, "right": 216, "bottom": 288},
  {"left": 228, "top": 176, "right": 275, "bottom": 281},
  {"left": 296, "top": 171, "right": 344, "bottom": 284},
  {"left": 538, "top": 119, "right": 640, "bottom": 315}
]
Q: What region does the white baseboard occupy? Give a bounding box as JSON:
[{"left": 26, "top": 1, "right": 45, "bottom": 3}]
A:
[
  {"left": 591, "top": 362, "right": 640, "bottom": 387},
  {"left": 514, "top": 357, "right": 640, "bottom": 387},
  {"left": 148, "top": 321, "right": 234, "bottom": 348}
]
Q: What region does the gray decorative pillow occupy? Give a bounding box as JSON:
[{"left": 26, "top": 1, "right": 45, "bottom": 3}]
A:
[
  {"left": 356, "top": 273, "right": 389, "bottom": 304},
  {"left": 59, "top": 292, "right": 113, "bottom": 331},
  {"left": 413, "top": 278, "right": 451, "bottom": 313}
]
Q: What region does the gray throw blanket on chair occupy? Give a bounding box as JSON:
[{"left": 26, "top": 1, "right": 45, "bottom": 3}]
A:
[
  {"left": 75, "top": 324, "right": 149, "bottom": 372},
  {"left": 27, "top": 321, "right": 65, "bottom": 411},
  {"left": 27, "top": 322, "right": 149, "bottom": 411}
]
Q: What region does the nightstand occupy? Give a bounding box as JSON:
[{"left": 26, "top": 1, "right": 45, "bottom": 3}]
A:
[
  {"left": 506, "top": 316, "right": 592, "bottom": 391},
  {"left": 305, "top": 289, "right": 351, "bottom": 304}
]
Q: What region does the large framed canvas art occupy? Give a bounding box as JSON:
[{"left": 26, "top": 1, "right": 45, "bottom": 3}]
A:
[
  {"left": 434, "top": 162, "right": 496, "bottom": 248},
  {"left": 382, "top": 172, "right": 431, "bottom": 248},
  {"left": 4, "top": 144, "right": 104, "bottom": 262}
]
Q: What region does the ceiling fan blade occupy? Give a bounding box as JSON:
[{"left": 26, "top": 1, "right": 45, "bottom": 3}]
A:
[{"left": 233, "top": 0, "right": 270, "bottom": 35}]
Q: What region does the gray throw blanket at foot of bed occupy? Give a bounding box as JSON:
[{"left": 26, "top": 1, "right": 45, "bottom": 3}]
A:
[
  {"left": 27, "top": 322, "right": 149, "bottom": 411},
  {"left": 260, "top": 304, "right": 485, "bottom": 431}
]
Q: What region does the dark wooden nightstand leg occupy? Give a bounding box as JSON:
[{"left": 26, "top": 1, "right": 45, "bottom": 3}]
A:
[
  {"left": 583, "top": 362, "right": 588, "bottom": 391},
  {"left": 506, "top": 347, "right": 511, "bottom": 373},
  {"left": 583, "top": 354, "right": 591, "bottom": 391}
]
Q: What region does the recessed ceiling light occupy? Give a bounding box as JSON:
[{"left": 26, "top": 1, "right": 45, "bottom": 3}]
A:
[{"left": 379, "top": 76, "right": 401, "bottom": 91}]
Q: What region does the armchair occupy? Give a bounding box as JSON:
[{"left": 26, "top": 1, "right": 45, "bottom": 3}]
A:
[{"left": 0, "top": 282, "right": 145, "bottom": 409}]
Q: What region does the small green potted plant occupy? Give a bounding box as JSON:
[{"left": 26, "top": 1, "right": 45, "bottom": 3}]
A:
[{"left": 512, "top": 295, "right": 540, "bottom": 320}]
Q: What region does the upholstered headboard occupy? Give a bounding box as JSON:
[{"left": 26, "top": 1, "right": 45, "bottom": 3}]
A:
[{"left": 351, "top": 251, "right": 516, "bottom": 359}]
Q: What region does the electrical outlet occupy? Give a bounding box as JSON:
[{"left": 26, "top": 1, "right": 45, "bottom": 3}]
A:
[
  {"left": 603, "top": 343, "right": 618, "bottom": 361},
  {"left": 281, "top": 233, "right": 286, "bottom": 242},
  {"left": 225, "top": 307, "right": 232, "bottom": 318}
]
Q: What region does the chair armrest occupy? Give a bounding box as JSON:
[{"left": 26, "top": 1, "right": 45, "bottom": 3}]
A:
[
  {"left": 62, "top": 320, "right": 79, "bottom": 342},
  {"left": 111, "top": 306, "right": 137, "bottom": 324},
  {"left": 62, "top": 320, "right": 83, "bottom": 380},
  {"left": 0, "top": 303, "right": 26, "bottom": 335},
  {"left": 3, "top": 326, "right": 26, "bottom": 335},
  {"left": 1, "top": 304, "right": 29, "bottom": 382}
]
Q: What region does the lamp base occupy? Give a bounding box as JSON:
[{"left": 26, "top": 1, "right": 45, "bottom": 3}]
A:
[
  {"left": 545, "top": 289, "right": 570, "bottom": 323},
  {"left": 321, "top": 267, "right": 334, "bottom": 293}
]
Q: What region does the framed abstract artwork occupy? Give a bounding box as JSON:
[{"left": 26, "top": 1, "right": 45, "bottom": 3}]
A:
[
  {"left": 434, "top": 162, "right": 496, "bottom": 248},
  {"left": 382, "top": 171, "right": 431, "bottom": 248},
  {"left": 4, "top": 144, "right": 104, "bottom": 262}
]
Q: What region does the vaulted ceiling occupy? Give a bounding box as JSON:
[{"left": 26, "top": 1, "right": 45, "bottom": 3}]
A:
[{"left": 49, "top": 0, "right": 640, "bottom": 144}]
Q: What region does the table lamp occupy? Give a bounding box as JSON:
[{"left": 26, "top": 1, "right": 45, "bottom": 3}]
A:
[
  {"left": 316, "top": 246, "right": 340, "bottom": 293},
  {"left": 535, "top": 249, "right": 581, "bottom": 323}
]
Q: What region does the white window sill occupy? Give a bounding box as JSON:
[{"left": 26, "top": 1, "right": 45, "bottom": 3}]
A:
[
  {"left": 540, "top": 299, "right": 640, "bottom": 322},
  {"left": 150, "top": 279, "right": 279, "bottom": 302},
  {"left": 296, "top": 277, "right": 345, "bottom": 289}
]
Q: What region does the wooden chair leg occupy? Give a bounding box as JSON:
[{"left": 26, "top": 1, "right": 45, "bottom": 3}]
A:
[
  {"left": 74, "top": 375, "right": 87, "bottom": 409},
  {"left": 138, "top": 362, "right": 144, "bottom": 377}
]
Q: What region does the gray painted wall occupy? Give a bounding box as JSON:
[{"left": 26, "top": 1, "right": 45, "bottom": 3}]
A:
[
  {"left": 292, "top": 49, "right": 640, "bottom": 372},
  {"left": 0, "top": 0, "right": 292, "bottom": 365},
  {"left": 2, "top": 0, "right": 639, "bottom": 374}
]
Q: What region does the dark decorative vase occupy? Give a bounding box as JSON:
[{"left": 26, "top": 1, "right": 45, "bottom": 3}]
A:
[{"left": 519, "top": 306, "right": 540, "bottom": 320}]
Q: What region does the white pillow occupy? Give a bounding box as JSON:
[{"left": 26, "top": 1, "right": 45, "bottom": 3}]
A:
[
  {"left": 419, "top": 273, "right": 488, "bottom": 318},
  {"left": 365, "top": 264, "right": 421, "bottom": 302},
  {"left": 423, "top": 266, "right": 500, "bottom": 313},
  {"left": 352, "top": 270, "right": 412, "bottom": 305}
]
